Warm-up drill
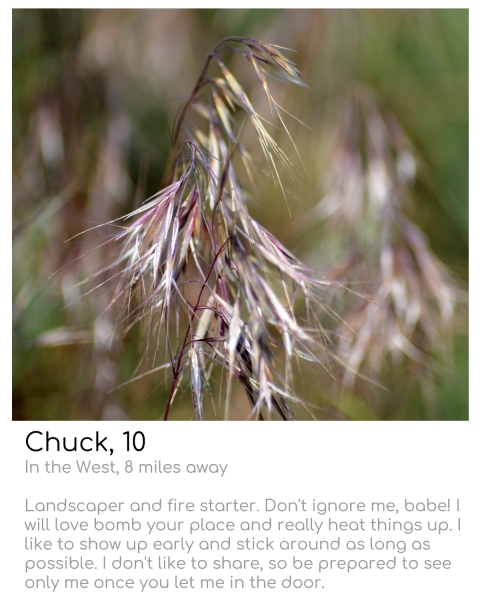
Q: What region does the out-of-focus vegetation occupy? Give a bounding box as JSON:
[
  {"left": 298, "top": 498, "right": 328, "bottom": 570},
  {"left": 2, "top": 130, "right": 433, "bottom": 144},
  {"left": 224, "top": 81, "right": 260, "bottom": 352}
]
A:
[{"left": 12, "top": 9, "right": 468, "bottom": 420}]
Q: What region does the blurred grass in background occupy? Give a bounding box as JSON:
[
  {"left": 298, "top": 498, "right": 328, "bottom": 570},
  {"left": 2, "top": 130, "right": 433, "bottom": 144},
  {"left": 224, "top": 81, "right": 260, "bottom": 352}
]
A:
[{"left": 12, "top": 9, "right": 468, "bottom": 420}]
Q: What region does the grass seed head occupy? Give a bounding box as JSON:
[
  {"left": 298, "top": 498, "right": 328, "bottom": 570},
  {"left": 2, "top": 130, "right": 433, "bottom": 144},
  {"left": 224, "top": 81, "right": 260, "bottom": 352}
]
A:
[
  {"left": 74, "top": 36, "right": 355, "bottom": 420},
  {"left": 311, "top": 87, "right": 466, "bottom": 407}
]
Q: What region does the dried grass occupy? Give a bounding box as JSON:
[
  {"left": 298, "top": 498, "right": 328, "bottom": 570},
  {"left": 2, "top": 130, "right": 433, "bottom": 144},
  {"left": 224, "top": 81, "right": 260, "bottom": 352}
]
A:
[
  {"left": 308, "top": 87, "right": 466, "bottom": 414},
  {"left": 74, "top": 37, "right": 353, "bottom": 420}
]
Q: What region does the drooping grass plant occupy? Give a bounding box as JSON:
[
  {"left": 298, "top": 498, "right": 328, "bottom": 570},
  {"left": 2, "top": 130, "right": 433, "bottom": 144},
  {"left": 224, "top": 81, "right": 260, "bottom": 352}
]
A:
[
  {"left": 76, "top": 37, "right": 352, "bottom": 420},
  {"left": 307, "top": 87, "right": 466, "bottom": 415}
]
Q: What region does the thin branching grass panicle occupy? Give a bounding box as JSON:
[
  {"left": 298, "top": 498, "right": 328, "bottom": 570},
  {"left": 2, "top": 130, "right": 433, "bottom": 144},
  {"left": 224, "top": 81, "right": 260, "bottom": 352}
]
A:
[
  {"left": 309, "top": 87, "right": 466, "bottom": 414},
  {"left": 76, "top": 37, "right": 351, "bottom": 420}
]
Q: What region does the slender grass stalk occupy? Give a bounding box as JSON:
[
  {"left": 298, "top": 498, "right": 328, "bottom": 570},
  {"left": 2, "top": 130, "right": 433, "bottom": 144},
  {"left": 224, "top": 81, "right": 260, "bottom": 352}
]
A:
[{"left": 77, "top": 37, "right": 354, "bottom": 420}]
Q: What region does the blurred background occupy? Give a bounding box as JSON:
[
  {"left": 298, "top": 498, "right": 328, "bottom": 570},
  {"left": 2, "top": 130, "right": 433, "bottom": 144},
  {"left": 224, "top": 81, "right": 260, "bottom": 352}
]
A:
[{"left": 12, "top": 9, "right": 468, "bottom": 420}]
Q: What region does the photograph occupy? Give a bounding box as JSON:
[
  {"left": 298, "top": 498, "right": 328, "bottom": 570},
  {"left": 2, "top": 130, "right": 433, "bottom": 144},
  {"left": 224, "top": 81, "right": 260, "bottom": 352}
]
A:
[{"left": 12, "top": 8, "right": 468, "bottom": 421}]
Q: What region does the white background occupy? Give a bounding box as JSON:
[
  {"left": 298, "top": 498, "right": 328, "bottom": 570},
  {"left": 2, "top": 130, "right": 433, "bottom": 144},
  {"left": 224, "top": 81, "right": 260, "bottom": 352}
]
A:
[
  {"left": 5, "top": 2, "right": 478, "bottom": 599},
  {"left": 3, "top": 422, "right": 478, "bottom": 598}
]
